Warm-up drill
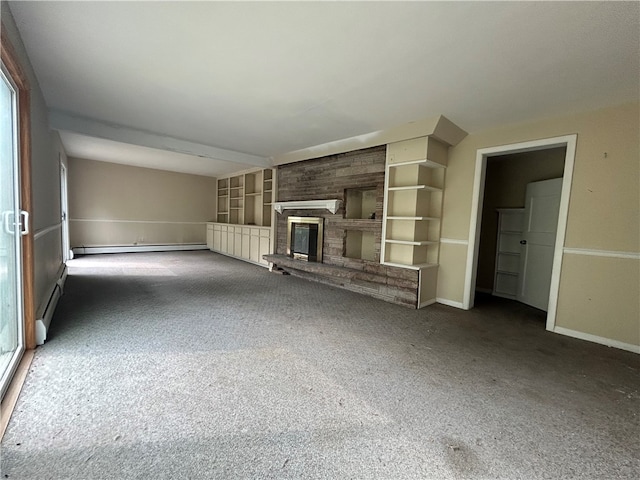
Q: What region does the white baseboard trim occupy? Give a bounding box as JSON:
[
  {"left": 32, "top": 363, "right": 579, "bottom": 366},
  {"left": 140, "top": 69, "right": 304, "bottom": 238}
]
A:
[
  {"left": 35, "top": 265, "right": 67, "bottom": 345},
  {"left": 436, "top": 297, "right": 466, "bottom": 309},
  {"left": 72, "top": 244, "right": 208, "bottom": 255},
  {"left": 552, "top": 326, "right": 640, "bottom": 354}
]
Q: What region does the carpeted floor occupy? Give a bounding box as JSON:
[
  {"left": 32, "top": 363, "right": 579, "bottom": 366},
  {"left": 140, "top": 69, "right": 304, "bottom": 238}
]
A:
[{"left": 1, "top": 251, "right": 639, "bottom": 479}]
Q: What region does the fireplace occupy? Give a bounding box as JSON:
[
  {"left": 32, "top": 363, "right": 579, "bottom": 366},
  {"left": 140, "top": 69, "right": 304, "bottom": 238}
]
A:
[{"left": 287, "top": 216, "right": 324, "bottom": 262}]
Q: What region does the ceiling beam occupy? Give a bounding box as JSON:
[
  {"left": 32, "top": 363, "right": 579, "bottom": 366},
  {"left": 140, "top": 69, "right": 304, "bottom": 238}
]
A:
[
  {"left": 49, "top": 110, "right": 271, "bottom": 168},
  {"left": 272, "top": 115, "right": 467, "bottom": 166}
]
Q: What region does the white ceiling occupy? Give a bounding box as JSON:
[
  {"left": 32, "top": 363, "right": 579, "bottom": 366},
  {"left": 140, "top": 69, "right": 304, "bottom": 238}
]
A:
[{"left": 8, "top": 1, "right": 639, "bottom": 177}]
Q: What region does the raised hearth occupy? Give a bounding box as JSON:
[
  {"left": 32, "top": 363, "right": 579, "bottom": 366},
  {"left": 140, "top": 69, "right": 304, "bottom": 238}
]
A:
[{"left": 263, "top": 254, "right": 419, "bottom": 308}]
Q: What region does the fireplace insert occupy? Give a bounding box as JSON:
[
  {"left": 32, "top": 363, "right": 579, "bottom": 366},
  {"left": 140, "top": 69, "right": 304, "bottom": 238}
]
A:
[{"left": 287, "top": 216, "right": 323, "bottom": 262}]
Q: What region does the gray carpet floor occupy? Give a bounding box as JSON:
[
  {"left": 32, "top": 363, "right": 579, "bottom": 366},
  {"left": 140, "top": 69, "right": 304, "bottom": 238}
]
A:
[{"left": 1, "top": 251, "right": 639, "bottom": 479}]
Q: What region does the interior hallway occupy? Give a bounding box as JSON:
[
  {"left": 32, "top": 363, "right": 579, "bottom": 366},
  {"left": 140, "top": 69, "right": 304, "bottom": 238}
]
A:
[{"left": 2, "top": 251, "right": 638, "bottom": 479}]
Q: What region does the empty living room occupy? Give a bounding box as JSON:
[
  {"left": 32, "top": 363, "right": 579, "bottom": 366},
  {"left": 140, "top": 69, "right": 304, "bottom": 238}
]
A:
[{"left": 1, "top": 1, "right": 638, "bottom": 479}]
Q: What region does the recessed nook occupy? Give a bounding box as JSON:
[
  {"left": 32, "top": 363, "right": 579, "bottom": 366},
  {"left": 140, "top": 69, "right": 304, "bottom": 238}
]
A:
[
  {"left": 345, "top": 187, "right": 377, "bottom": 219},
  {"left": 345, "top": 230, "right": 376, "bottom": 261}
]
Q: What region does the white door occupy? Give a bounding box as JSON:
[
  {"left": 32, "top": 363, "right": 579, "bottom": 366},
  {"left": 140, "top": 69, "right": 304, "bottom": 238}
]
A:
[
  {"left": 0, "top": 66, "right": 25, "bottom": 399},
  {"left": 517, "top": 178, "right": 563, "bottom": 311},
  {"left": 60, "top": 161, "right": 70, "bottom": 261}
]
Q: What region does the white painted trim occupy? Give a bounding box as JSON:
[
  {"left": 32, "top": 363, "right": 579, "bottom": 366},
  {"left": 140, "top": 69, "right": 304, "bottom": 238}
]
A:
[
  {"left": 69, "top": 219, "right": 207, "bottom": 225},
  {"left": 34, "top": 222, "right": 61, "bottom": 240},
  {"left": 546, "top": 136, "right": 576, "bottom": 331},
  {"left": 439, "top": 238, "right": 469, "bottom": 245},
  {"left": 462, "top": 145, "right": 487, "bottom": 309},
  {"left": 273, "top": 199, "right": 341, "bottom": 214},
  {"left": 436, "top": 297, "right": 465, "bottom": 309},
  {"left": 463, "top": 135, "right": 577, "bottom": 325},
  {"left": 49, "top": 110, "right": 271, "bottom": 168},
  {"left": 563, "top": 248, "right": 640, "bottom": 260},
  {"left": 35, "top": 264, "right": 67, "bottom": 345},
  {"left": 72, "top": 244, "right": 208, "bottom": 255},
  {"left": 419, "top": 298, "right": 437, "bottom": 308},
  {"left": 380, "top": 157, "right": 392, "bottom": 267},
  {"left": 553, "top": 326, "right": 640, "bottom": 354}
]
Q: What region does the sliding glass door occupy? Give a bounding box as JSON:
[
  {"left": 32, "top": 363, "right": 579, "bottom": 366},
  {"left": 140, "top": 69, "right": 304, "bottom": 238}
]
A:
[{"left": 0, "top": 66, "right": 24, "bottom": 399}]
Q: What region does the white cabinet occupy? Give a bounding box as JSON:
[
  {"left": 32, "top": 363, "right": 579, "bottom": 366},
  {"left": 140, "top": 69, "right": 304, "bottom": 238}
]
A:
[
  {"left": 207, "top": 222, "right": 273, "bottom": 267},
  {"left": 213, "top": 224, "right": 222, "bottom": 251},
  {"left": 493, "top": 208, "right": 524, "bottom": 299},
  {"left": 206, "top": 224, "right": 214, "bottom": 250}
]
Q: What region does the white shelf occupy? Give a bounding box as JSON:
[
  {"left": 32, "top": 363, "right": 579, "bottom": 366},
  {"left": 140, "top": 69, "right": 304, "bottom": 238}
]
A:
[
  {"left": 245, "top": 192, "right": 261, "bottom": 197},
  {"left": 381, "top": 261, "right": 438, "bottom": 271},
  {"left": 385, "top": 239, "right": 438, "bottom": 246},
  {"left": 387, "top": 185, "right": 442, "bottom": 192},
  {"left": 388, "top": 159, "right": 446, "bottom": 169},
  {"left": 386, "top": 216, "right": 439, "bottom": 221}
]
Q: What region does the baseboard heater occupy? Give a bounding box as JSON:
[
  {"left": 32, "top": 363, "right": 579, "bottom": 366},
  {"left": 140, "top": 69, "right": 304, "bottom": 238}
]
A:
[
  {"left": 35, "top": 265, "right": 68, "bottom": 345},
  {"left": 72, "top": 244, "right": 208, "bottom": 255}
]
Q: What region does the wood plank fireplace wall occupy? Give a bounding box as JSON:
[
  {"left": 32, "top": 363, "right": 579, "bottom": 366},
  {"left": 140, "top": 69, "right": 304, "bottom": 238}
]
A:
[{"left": 274, "top": 146, "right": 420, "bottom": 307}]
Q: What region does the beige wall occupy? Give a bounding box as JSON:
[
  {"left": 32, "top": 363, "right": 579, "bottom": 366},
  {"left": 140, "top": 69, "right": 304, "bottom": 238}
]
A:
[
  {"left": 68, "top": 158, "right": 217, "bottom": 247},
  {"left": 476, "top": 148, "right": 566, "bottom": 291},
  {"left": 438, "top": 102, "right": 640, "bottom": 348}
]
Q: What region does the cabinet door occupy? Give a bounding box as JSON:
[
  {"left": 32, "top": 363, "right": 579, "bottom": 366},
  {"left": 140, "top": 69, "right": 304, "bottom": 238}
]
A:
[
  {"left": 259, "top": 235, "right": 270, "bottom": 265},
  {"left": 241, "top": 230, "right": 251, "bottom": 260},
  {"left": 227, "top": 228, "right": 234, "bottom": 255},
  {"left": 234, "top": 230, "right": 242, "bottom": 257},
  {"left": 220, "top": 226, "right": 228, "bottom": 253},
  {"left": 249, "top": 231, "right": 260, "bottom": 263},
  {"left": 206, "top": 226, "right": 214, "bottom": 250},
  {"left": 213, "top": 227, "right": 221, "bottom": 251}
]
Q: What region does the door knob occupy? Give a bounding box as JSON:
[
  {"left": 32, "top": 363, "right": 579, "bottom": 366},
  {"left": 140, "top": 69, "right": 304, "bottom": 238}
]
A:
[{"left": 520, "top": 240, "right": 527, "bottom": 245}]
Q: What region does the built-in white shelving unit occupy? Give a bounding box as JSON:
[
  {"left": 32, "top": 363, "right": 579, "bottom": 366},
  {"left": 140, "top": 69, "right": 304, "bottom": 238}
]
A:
[
  {"left": 381, "top": 136, "right": 449, "bottom": 307},
  {"left": 493, "top": 208, "right": 525, "bottom": 299},
  {"left": 209, "top": 168, "right": 276, "bottom": 267}
]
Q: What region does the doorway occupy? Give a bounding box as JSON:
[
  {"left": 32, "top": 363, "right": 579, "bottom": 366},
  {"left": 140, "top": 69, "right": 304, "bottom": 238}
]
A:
[{"left": 464, "top": 135, "right": 577, "bottom": 332}]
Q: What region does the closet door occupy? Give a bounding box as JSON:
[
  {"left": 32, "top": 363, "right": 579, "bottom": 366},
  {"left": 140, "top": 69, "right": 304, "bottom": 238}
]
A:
[{"left": 517, "top": 178, "right": 562, "bottom": 311}]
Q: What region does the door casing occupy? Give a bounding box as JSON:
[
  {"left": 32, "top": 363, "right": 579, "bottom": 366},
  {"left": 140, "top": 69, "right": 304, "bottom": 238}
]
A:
[{"left": 464, "top": 135, "right": 577, "bottom": 332}]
